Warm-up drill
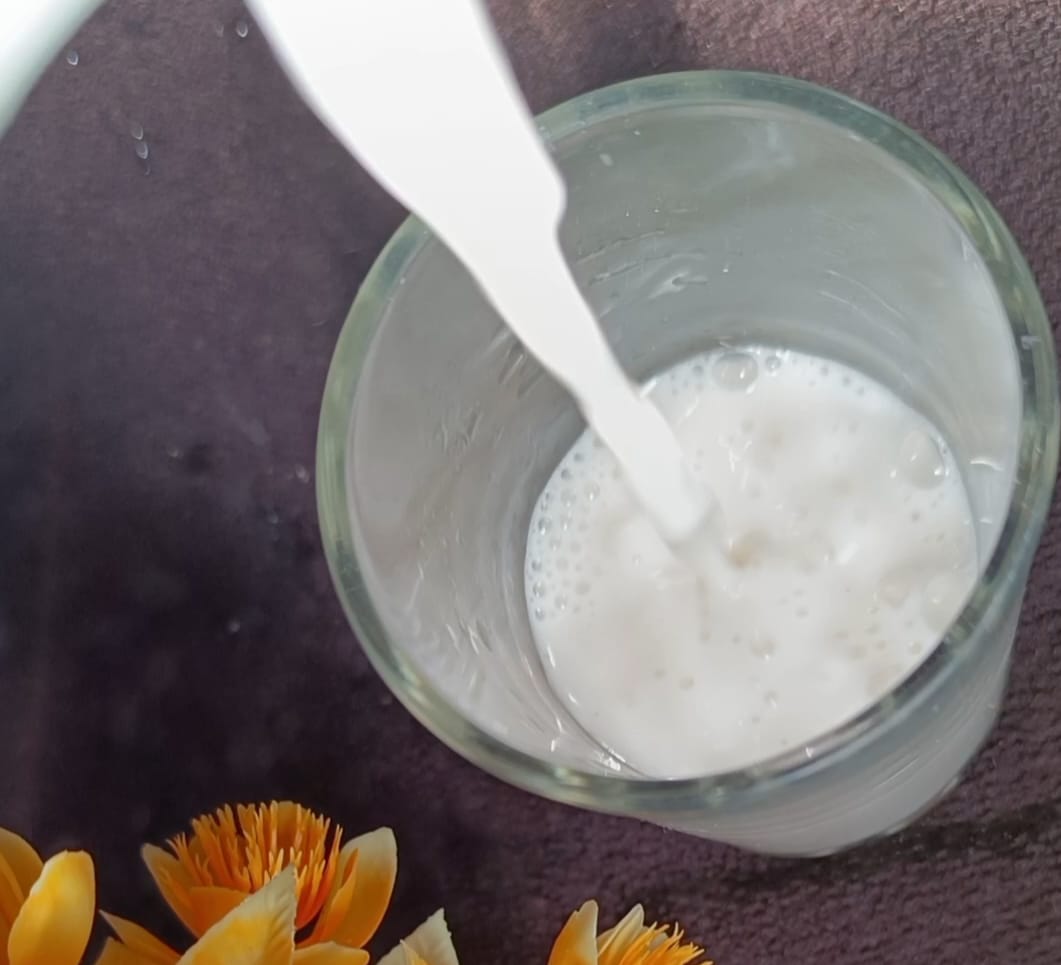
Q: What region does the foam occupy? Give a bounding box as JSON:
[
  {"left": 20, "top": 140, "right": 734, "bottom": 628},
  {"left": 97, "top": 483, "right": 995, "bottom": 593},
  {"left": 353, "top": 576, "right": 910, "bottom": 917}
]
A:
[{"left": 525, "top": 346, "right": 977, "bottom": 778}]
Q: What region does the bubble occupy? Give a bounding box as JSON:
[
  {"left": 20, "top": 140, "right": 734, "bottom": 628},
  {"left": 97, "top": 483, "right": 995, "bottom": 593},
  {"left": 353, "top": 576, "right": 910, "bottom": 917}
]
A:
[
  {"left": 764, "top": 690, "right": 779, "bottom": 708},
  {"left": 560, "top": 468, "right": 572, "bottom": 481},
  {"left": 750, "top": 634, "right": 776, "bottom": 660},
  {"left": 66, "top": 50, "right": 79, "bottom": 66},
  {"left": 765, "top": 354, "right": 782, "bottom": 372},
  {"left": 532, "top": 582, "right": 546, "bottom": 598},
  {"left": 533, "top": 607, "right": 545, "bottom": 620},
  {"left": 561, "top": 490, "right": 575, "bottom": 507},
  {"left": 713, "top": 351, "right": 759, "bottom": 392},
  {"left": 135, "top": 141, "right": 149, "bottom": 160},
  {"left": 537, "top": 518, "right": 552, "bottom": 535},
  {"left": 600, "top": 153, "right": 614, "bottom": 166},
  {"left": 235, "top": 18, "right": 250, "bottom": 37},
  {"left": 130, "top": 123, "right": 144, "bottom": 141},
  {"left": 898, "top": 429, "right": 947, "bottom": 488},
  {"left": 555, "top": 594, "right": 568, "bottom": 612},
  {"left": 530, "top": 558, "right": 542, "bottom": 572}
]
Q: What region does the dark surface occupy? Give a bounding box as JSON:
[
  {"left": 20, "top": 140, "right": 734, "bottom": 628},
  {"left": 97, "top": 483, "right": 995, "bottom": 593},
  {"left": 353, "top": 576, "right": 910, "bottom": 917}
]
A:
[{"left": 1, "top": 0, "right": 1060, "bottom": 962}]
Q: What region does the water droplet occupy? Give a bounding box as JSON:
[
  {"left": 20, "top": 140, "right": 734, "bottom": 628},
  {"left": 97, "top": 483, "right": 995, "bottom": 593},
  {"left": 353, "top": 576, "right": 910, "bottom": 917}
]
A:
[
  {"left": 679, "top": 675, "right": 695, "bottom": 690},
  {"left": 599, "top": 152, "right": 614, "bottom": 166},
  {"left": 226, "top": 618, "right": 241, "bottom": 634},
  {"left": 235, "top": 18, "right": 250, "bottom": 38},
  {"left": 537, "top": 518, "right": 552, "bottom": 535},
  {"left": 130, "top": 123, "right": 144, "bottom": 140},
  {"left": 575, "top": 580, "right": 591, "bottom": 596},
  {"left": 135, "top": 141, "right": 150, "bottom": 160},
  {"left": 66, "top": 50, "right": 79, "bottom": 66},
  {"left": 765, "top": 354, "right": 782, "bottom": 372},
  {"left": 555, "top": 594, "right": 568, "bottom": 611},
  {"left": 294, "top": 464, "right": 310, "bottom": 484},
  {"left": 586, "top": 483, "right": 600, "bottom": 501},
  {"left": 532, "top": 582, "right": 546, "bottom": 598}
]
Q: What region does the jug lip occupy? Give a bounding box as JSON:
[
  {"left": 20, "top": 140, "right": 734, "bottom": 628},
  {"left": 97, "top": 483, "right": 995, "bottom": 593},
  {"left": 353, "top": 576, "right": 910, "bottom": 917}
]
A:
[{"left": 316, "top": 69, "right": 1059, "bottom": 816}]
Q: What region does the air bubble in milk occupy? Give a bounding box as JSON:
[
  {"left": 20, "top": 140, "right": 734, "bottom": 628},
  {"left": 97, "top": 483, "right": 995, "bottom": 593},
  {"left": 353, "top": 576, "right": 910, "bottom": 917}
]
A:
[
  {"left": 713, "top": 351, "right": 759, "bottom": 392},
  {"left": 899, "top": 429, "right": 947, "bottom": 488}
]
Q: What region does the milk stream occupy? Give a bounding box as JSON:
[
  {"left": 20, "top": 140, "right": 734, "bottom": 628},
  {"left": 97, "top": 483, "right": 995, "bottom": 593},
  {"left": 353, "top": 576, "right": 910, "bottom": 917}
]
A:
[
  {"left": 247, "top": 0, "right": 710, "bottom": 544},
  {"left": 525, "top": 346, "right": 978, "bottom": 778}
]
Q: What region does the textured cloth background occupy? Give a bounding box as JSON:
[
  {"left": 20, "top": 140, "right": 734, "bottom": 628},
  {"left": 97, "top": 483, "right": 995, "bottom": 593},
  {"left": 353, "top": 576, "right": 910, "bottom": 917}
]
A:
[{"left": 1, "top": 0, "right": 1059, "bottom": 962}]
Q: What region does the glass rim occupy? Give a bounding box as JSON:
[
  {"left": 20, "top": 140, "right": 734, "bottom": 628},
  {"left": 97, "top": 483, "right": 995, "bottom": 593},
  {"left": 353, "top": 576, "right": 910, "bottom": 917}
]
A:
[{"left": 317, "top": 69, "right": 1059, "bottom": 816}]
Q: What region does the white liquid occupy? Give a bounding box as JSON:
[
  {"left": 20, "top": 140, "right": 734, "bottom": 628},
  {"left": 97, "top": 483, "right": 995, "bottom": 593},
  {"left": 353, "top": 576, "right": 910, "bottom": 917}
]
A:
[{"left": 526, "top": 346, "right": 978, "bottom": 778}]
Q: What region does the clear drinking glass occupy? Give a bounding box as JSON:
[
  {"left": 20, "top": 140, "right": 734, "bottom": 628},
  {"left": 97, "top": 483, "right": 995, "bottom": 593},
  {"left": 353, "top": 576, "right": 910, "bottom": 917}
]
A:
[{"left": 317, "top": 71, "right": 1058, "bottom": 856}]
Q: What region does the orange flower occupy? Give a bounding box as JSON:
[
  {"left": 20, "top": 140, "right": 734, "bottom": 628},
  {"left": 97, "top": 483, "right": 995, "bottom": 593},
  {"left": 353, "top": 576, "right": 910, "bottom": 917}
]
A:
[
  {"left": 0, "top": 827, "right": 95, "bottom": 965},
  {"left": 99, "top": 802, "right": 395, "bottom": 964},
  {"left": 549, "top": 902, "right": 709, "bottom": 965}
]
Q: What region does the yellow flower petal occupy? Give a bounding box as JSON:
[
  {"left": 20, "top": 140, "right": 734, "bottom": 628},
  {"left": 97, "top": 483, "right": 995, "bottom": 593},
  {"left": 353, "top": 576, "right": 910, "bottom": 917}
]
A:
[
  {"left": 378, "top": 910, "right": 459, "bottom": 965},
  {"left": 597, "top": 906, "right": 644, "bottom": 965},
  {"left": 0, "top": 830, "right": 42, "bottom": 900},
  {"left": 186, "top": 886, "right": 249, "bottom": 936},
  {"left": 325, "top": 828, "right": 396, "bottom": 948},
  {"left": 292, "top": 944, "right": 370, "bottom": 965},
  {"left": 101, "top": 912, "right": 181, "bottom": 964},
  {"left": 96, "top": 937, "right": 164, "bottom": 965},
  {"left": 549, "top": 901, "right": 600, "bottom": 965},
  {"left": 142, "top": 845, "right": 199, "bottom": 936},
  {"left": 177, "top": 865, "right": 296, "bottom": 965},
  {"left": 8, "top": 850, "right": 94, "bottom": 965},
  {"left": 0, "top": 857, "right": 24, "bottom": 930}
]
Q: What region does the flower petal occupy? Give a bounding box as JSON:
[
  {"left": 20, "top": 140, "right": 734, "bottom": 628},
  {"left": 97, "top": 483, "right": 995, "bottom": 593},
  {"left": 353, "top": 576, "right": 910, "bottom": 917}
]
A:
[
  {"left": 549, "top": 901, "right": 599, "bottom": 965},
  {"left": 8, "top": 850, "right": 95, "bottom": 965},
  {"left": 101, "top": 912, "right": 181, "bottom": 964},
  {"left": 0, "top": 830, "right": 42, "bottom": 899},
  {"left": 0, "top": 856, "right": 24, "bottom": 930},
  {"left": 96, "top": 937, "right": 164, "bottom": 965},
  {"left": 142, "top": 845, "right": 200, "bottom": 936},
  {"left": 292, "top": 944, "right": 370, "bottom": 965},
  {"left": 186, "top": 886, "right": 248, "bottom": 936},
  {"left": 378, "top": 910, "right": 459, "bottom": 965},
  {"left": 326, "top": 828, "right": 396, "bottom": 948},
  {"left": 177, "top": 865, "right": 295, "bottom": 965},
  {"left": 301, "top": 854, "right": 359, "bottom": 946},
  {"left": 597, "top": 906, "right": 644, "bottom": 965}
]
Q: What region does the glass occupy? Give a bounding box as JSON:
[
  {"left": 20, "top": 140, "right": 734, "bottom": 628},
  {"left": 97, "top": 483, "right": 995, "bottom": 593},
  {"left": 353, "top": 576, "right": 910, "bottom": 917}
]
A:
[{"left": 317, "top": 71, "right": 1058, "bottom": 856}]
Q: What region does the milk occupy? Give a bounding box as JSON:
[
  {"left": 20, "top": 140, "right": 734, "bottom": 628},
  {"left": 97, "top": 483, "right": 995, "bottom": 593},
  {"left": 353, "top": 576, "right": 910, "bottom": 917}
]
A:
[{"left": 525, "top": 345, "right": 977, "bottom": 778}]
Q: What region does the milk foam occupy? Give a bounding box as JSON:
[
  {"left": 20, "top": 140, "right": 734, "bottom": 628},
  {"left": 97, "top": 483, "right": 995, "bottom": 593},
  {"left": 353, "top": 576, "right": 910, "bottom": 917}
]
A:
[{"left": 525, "top": 346, "right": 977, "bottom": 778}]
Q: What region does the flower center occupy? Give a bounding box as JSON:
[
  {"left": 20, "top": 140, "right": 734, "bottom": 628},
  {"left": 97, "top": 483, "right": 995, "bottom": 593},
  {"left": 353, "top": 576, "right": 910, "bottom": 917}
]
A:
[{"left": 168, "top": 802, "right": 342, "bottom": 928}]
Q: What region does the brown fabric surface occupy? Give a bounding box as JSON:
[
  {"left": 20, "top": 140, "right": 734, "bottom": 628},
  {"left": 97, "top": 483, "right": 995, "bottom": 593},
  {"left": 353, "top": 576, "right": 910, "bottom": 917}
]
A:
[{"left": 1, "top": 0, "right": 1059, "bottom": 962}]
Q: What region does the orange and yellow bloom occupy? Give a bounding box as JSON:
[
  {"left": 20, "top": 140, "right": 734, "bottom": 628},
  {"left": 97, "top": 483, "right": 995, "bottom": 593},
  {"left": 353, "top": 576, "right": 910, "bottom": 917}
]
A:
[
  {"left": 100, "top": 802, "right": 396, "bottom": 965},
  {"left": 0, "top": 804, "right": 712, "bottom": 965},
  {"left": 549, "top": 901, "right": 708, "bottom": 965},
  {"left": 0, "top": 827, "right": 95, "bottom": 965}
]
